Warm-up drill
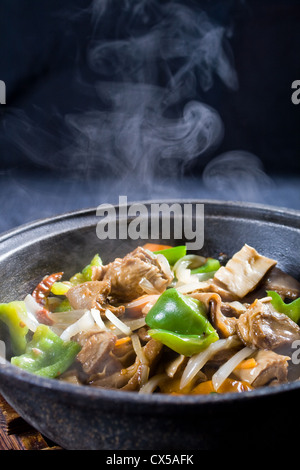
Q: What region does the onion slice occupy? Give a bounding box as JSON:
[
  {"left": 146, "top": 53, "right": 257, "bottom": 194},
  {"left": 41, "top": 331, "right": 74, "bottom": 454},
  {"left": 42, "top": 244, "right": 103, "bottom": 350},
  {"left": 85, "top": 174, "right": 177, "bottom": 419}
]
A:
[
  {"left": 156, "top": 254, "right": 173, "bottom": 280},
  {"left": 131, "top": 333, "right": 148, "bottom": 365},
  {"left": 23, "top": 294, "right": 42, "bottom": 332},
  {"left": 60, "top": 310, "right": 95, "bottom": 341},
  {"left": 139, "top": 277, "right": 160, "bottom": 295},
  {"left": 180, "top": 336, "right": 240, "bottom": 389},
  {"left": 123, "top": 317, "right": 146, "bottom": 332},
  {"left": 125, "top": 295, "right": 159, "bottom": 310},
  {"left": 212, "top": 346, "right": 254, "bottom": 391},
  {"left": 139, "top": 364, "right": 150, "bottom": 388},
  {"left": 175, "top": 282, "right": 204, "bottom": 294},
  {"left": 91, "top": 308, "right": 107, "bottom": 330},
  {"left": 139, "top": 373, "right": 166, "bottom": 394},
  {"left": 104, "top": 309, "right": 132, "bottom": 336}
]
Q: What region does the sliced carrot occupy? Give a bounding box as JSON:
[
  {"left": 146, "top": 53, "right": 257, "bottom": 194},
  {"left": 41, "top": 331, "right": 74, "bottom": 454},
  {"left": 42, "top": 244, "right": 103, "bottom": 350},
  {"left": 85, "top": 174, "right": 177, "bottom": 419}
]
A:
[
  {"left": 234, "top": 358, "right": 257, "bottom": 370},
  {"left": 143, "top": 243, "right": 173, "bottom": 252},
  {"left": 125, "top": 294, "right": 159, "bottom": 317},
  {"left": 191, "top": 378, "right": 253, "bottom": 395},
  {"left": 159, "top": 378, "right": 195, "bottom": 395},
  {"left": 115, "top": 336, "right": 132, "bottom": 347},
  {"left": 190, "top": 381, "right": 215, "bottom": 395}
]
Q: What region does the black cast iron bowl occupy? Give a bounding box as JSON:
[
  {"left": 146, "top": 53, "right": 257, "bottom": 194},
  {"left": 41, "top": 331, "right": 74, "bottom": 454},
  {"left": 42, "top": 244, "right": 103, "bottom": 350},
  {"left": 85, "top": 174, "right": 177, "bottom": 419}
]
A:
[{"left": 0, "top": 199, "right": 300, "bottom": 450}]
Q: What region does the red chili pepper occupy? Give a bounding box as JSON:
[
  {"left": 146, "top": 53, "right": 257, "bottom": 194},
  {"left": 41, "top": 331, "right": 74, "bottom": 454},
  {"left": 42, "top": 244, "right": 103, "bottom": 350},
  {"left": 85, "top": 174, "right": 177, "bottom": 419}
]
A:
[{"left": 32, "top": 272, "right": 63, "bottom": 325}]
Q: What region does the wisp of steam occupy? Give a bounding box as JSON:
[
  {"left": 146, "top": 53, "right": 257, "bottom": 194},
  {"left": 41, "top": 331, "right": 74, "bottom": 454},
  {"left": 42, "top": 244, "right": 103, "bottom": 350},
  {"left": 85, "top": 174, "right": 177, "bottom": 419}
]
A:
[{"left": 0, "top": 0, "right": 274, "bottom": 230}]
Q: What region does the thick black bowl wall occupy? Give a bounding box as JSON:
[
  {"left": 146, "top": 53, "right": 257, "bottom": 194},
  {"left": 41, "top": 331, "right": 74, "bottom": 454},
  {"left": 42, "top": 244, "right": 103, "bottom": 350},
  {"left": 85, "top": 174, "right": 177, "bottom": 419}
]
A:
[{"left": 0, "top": 200, "right": 300, "bottom": 450}]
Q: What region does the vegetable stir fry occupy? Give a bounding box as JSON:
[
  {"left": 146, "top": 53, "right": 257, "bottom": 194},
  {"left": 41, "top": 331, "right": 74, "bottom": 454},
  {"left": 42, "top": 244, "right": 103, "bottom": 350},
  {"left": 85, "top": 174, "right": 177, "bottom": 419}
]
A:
[{"left": 1, "top": 243, "right": 300, "bottom": 395}]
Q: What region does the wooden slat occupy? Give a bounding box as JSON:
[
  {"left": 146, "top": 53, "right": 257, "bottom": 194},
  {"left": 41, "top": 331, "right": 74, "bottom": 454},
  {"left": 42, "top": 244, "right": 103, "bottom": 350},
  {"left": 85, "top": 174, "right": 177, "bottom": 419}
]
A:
[{"left": 0, "top": 395, "right": 63, "bottom": 450}]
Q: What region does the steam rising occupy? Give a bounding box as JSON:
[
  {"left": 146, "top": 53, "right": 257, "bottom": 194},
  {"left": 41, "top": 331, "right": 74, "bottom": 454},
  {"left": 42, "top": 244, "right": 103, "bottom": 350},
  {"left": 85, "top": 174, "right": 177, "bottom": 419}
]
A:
[
  {"left": 203, "top": 151, "right": 274, "bottom": 201},
  {"left": 0, "top": 0, "right": 274, "bottom": 230}
]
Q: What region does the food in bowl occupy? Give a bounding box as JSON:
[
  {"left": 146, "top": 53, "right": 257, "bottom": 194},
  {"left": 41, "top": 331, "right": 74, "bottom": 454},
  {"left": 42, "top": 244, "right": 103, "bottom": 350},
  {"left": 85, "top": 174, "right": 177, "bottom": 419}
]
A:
[{"left": 1, "top": 243, "right": 300, "bottom": 395}]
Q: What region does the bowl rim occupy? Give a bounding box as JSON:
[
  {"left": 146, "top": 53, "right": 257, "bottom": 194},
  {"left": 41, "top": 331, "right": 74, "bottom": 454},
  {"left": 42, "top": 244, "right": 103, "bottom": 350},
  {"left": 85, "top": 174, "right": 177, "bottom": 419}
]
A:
[
  {"left": 1, "top": 197, "right": 300, "bottom": 243},
  {"left": 1, "top": 198, "right": 300, "bottom": 409}
]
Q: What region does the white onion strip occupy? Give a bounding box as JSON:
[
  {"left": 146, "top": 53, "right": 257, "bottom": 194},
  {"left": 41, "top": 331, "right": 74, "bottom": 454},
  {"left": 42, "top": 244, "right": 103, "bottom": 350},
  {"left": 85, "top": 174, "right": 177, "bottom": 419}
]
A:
[
  {"left": 60, "top": 310, "right": 95, "bottom": 341},
  {"left": 139, "top": 364, "right": 150, "bottom": 388},
  {"left": 212, "top": 346, "right": 254, "bottom": 391},
  {"left": 49, "top": 309, "right": 87, "bottom": 326},
  {"left": 91, "top": 308, "right": 107, "bottom": 330},
  {"left": 173, "top": 255, "right": 207, "bottom": 284},
  {"left": 175, "top": 282, "right": 204, "bottom": 294},
  {"left": 123, "top": 317, "right": 146, "bottom": 331},
  {"left": 180, "top": 336, "right": 239, "bottom": 389},
  {"left": 125, "top": 295, "right": 159, "bottom": 310},
  {"left": 156, "top": 254, "right": 173, "bottom": 280},
  {"left": 23, "top": 294, "right": 42, "bottom": 332},
  {"left": 139, "top": 277, "right": 160, "bottom": 295},
  {"left": 139, "top": 373, "right": 166, "bottom": 394},
  {"left": 131, "top": 333, "right": 148, "bottom": 365},
  {"left": 104, "top": 309, "right": 132, "bottom": 336}
]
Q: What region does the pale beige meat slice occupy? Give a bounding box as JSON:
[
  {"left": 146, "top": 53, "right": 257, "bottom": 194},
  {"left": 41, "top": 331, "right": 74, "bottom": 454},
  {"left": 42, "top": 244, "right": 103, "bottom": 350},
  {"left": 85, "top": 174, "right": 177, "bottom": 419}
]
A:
[
  {"left": 237, "top": 299, "right": 300, "bottom": 350},
  {"left": 101, "top": 246, "right": 173, "bottom": 302},
  {"left": 214, "top": 244, "right": 277, "bottom": 298},
  {"left": 66, "top": 280, "right": 125, "bottom": 317},
  {"left": 182, "top": 279, "right": 238, "bottom": 301},
  {"left": 233, "top": 349, "right": 290, "bottom": 387},
  {"left": 73, "top": 328, "right": 118, "bottom": 376},
  {"left": 89, "top": 338, "right": 163, "bottom": 390}
]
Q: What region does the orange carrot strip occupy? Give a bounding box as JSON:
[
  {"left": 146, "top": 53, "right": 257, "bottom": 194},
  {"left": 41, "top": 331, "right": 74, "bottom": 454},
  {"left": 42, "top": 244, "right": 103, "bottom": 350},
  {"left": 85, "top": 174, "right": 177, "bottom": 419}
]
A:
[
  {"left": 143, "top": 243, "right": 173, "bottom": 252},
  {"left": 234, "top": 358, "right": 257, "bottom": 370},
  {"left": 115, "top": 336, "right": 132, "bottom": 347},
  {"left": 191, "top": 378, "right": 253, "bottom": 395}
]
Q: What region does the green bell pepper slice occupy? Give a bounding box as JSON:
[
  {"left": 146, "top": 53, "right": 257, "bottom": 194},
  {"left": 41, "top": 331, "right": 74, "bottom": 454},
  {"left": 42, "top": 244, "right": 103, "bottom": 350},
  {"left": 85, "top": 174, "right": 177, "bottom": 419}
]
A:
[
  {"left": 69, "top": 253, "right": 102, "bottom": 285},
  {"left": 146, "top": 288, "right": 208, "bottom": 334},
  {"left": 191, "top": 258, "right": 221, "bottom": 275},
  {"left": 54, "top": 299, "right": 73, "bottom": 312},
  {"left": 145, "top": 288, "right": 218, "bottom": 356},
  {"left": 11, "top": 324, "right": 81, "bottom": 378},
  {"left": 51, "top": 254, "right": 103, "bottom": 293},
  {"left": 153, "top": 246, "right": 187, "bottom": 266},
  {"left": 51, "top": 282, "right": 71, "bottom": 296},
  {"left": 267, "top": 290, "right": 300, "bottom": 324},
  {"left": 0, "top": 301, "right": 29, "bottom": 355},
  {"left": 148, "top": 328, "right": 219, "bottom": 356}
]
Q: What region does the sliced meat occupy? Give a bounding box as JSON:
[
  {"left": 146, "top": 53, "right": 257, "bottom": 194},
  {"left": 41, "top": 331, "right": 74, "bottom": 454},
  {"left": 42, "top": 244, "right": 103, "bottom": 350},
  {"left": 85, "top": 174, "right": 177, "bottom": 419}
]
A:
[
  {"left": 101, "top": 246, "right": 173, "bottom": 302},
  {"left": 214, "top": 244, "right": 277, "bottom": 298},
  {"left": 66, "top": 280, "right": 125, "bottom": 317},
  {"left": 90, "top": 337, "right": 163, "bottom": 390},
  {"left": 183, "top": 279, "right": 238, "bottom": 302},
  {"left": 190, "top": 292, "right": 237, "bottom": 337},
  {"left": 237, "top": 299, "right": 300, "bottom": 350},
  {"left": 121, "top": 338, "right": 163, "bottom": 391},
  {"left": 263, "top": 267, "right": 300, "bottom": 300},
  {"left": 221, "top": 301, "right": 247, "bottom": 317},
  {"left": 73, "top": 328, "right": 118, "bottom": 376},
  {"left": 233, "top": 349, "right": 290, "bottom": 387},
  {"left": 165, "top": 354, "right": 187, "bottom": 378}
]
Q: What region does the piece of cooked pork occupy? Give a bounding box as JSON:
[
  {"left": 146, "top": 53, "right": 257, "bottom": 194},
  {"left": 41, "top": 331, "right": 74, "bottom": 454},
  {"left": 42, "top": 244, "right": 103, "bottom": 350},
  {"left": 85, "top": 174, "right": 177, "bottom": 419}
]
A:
[
  {"left": 237, "top": 298, "right": 300, "bottom": 350},
  {"left": 100, "top": 246, "right": 173, "bottom": 302},
  {"left": 233, "top": 349, "right": 290, "bottom": 387}
]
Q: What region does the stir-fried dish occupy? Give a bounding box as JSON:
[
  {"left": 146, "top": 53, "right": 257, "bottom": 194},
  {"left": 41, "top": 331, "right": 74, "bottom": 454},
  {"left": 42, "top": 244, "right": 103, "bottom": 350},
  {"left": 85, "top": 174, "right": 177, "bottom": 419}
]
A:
[{"left": 1, "top": 243, "right": 300, "bottom": 395}]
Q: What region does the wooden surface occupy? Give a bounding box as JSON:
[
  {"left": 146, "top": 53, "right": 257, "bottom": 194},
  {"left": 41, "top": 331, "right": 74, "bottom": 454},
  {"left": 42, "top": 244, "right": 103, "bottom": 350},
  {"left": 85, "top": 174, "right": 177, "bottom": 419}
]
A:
[{"left": 0, "top": 395, "right": 62, "bottom": 450}]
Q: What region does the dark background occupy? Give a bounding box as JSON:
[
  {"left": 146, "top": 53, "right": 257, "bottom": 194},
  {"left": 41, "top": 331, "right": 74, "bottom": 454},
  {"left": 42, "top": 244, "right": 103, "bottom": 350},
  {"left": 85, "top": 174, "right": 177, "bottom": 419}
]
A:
[{"left": 0, "top": 0, "right": 299, "bottom": 233}]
